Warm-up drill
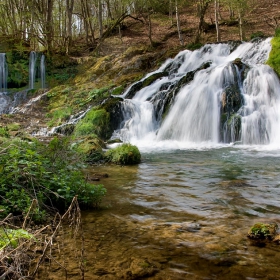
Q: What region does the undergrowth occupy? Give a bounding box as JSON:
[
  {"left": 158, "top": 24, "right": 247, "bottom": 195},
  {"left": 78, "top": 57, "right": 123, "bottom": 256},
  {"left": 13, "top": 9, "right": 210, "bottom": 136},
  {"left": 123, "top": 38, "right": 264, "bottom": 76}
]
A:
[{"left": 0, "top": 136, "right": 106, "bottom": 221}]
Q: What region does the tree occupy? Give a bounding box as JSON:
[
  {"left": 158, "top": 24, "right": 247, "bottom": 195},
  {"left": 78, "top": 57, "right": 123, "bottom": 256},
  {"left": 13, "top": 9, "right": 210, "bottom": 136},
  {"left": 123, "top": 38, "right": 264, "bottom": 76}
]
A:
[
  {"left": 214, "top": 0, "right": 221, "bottom": 42},
  {"left": 195, "top": 0, "right": 212, "bottom": 43},
  {"left": 175, "top": 0, "right": 184, "bottom": 46}
]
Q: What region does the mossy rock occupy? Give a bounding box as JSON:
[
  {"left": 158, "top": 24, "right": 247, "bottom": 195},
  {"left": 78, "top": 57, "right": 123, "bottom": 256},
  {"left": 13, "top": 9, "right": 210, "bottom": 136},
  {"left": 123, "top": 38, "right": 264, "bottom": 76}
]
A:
[
  {"left": 74, "top": 108, "right": 110, "bottom": 140},
  {"left": 233, "top": 58, "right": 242, "bottom": 66},
  {"left": 123, "top": 45, "right": 148, "bottom": 60},
  {"left": 105, "top": 143, "right": 141, "bottom": 165},
  {"left": 267, "top": 27, "right": 280, "bottom": 77},
  {"left": 74, "top": 136, "right": 105, "bottom": 163},
  {"left": 248, "top": 223, "right": 278, "bottom": 240}
]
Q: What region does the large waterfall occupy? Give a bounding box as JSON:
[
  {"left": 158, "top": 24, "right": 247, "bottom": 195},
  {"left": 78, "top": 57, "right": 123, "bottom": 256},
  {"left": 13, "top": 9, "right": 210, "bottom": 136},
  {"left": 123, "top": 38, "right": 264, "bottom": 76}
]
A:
[{"left": 113, "top": 38, "right": 280, "bottom": 148}]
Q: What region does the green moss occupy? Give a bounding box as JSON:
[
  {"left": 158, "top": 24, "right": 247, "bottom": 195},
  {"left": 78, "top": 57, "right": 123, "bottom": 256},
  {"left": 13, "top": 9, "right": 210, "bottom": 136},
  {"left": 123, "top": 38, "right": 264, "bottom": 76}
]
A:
[
  {"left": 105, "top": 143, "right": 141, "bottom": 165},
  {"left": 74, "top": 136, "right": 105, "bottom": 163},
  {"left": 111, "top": 85, "right": 124, "bottom": 95},
  {"left": 74, "top": 108, "right": 109, "bottom": 139},
  {"left": 7, "top": 123, "right": 20, "bottom": 131},
  {"left": 248, "top": 223, "right": 278, "bottom": 240},
  {"left": 47, "top": 107, "right": 72, "bottom": 127},
  {"left": 267, "top": 28, "right": 280, "bottom": 77}
]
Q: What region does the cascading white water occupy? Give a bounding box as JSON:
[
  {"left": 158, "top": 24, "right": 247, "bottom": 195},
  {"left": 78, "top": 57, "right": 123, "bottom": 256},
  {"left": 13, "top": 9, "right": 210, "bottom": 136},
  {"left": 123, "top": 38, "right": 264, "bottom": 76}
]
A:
[
  {"left": 40, "top": 54, "right": 46, "bottom": 89},
  {"left": 241, "top": 65, "right": 280, "bottom": 145},
  {"left": 0, "top": 53, "right": 8, "bottom": 92},
  {"left": 115, "top": 38, "right": 280, "bottom": 147},
  {"left": 29, "top": 51, "right": 37, "bottom": 89},
  {"left": 0, "top": 53, "right": 9, "bottom": 114}
]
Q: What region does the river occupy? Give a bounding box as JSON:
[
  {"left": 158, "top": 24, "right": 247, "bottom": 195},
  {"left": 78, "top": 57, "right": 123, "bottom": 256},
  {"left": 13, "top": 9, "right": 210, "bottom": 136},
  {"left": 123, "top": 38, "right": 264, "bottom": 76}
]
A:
[{"left": 60, "top": 145, "right": 280, "bottom": 280}]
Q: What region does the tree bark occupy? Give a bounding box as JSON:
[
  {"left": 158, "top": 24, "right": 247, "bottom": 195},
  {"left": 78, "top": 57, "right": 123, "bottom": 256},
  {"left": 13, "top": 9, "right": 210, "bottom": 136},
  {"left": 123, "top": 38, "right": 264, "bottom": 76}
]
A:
[
  {"left": 238, "top": 9, "right": 244, "bottom": 40},
  {"left": 175, "top": 0, "right": 184, "bottom": 46},
  {"left": 66, "top": 0, "right": 74, "bottom": 54},
  {"left": 195, "top": 0, "right": 210, "bottom": 43},
  {"left": 98, "top": 0, "right": 103, "bottom": 38},
  {"left": 215, "top": 0, "right": 221, "bottom": 42}
]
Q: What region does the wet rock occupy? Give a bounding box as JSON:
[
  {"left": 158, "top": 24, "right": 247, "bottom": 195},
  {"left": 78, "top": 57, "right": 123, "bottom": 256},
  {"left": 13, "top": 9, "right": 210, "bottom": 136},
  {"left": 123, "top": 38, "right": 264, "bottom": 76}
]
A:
[
  {"left": 100, "top": 96, "right": 123, "bottom": 135},
  {"left": 176, "top": 222, "right": 201, "bottom": 233},
  {"left": 128, "top": 258, "right": 159, "bottom": 279},
  {"left": 247, "top": 223, "right": 278, "bottom": 240},
  {"left": 273, "top": 234, "right": 280, "bottom": 244},
  {"left": 124, "top": 71, "right": 169, "bottom": 99}
]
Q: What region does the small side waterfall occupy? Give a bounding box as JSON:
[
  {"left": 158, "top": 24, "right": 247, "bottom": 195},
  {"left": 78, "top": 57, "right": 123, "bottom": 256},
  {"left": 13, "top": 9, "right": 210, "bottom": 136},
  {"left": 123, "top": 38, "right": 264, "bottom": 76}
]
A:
[
  {"left": 29, "top": 51, "right": 46, "bottom": 89},
  {"left": 114, "top": 38, "right": 280, "bottom": 147},
  {"left": 0, "top": 53, "right": 9, "bottom": 114},
  {"left": 29, "top": 51, "right": 37, "bottom": 89},
  {"left": 0, "top": 53, "right": 8, "bottom": 92},
  {"left": 40, "top": 54, "right": 46, "bottom": 89}
]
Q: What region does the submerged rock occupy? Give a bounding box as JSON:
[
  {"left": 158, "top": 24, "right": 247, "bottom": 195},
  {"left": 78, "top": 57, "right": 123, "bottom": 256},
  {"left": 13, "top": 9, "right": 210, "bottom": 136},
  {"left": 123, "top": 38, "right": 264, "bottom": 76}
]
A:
[{"left": 247, "top": 223, "right": 278, "bottom": 241}]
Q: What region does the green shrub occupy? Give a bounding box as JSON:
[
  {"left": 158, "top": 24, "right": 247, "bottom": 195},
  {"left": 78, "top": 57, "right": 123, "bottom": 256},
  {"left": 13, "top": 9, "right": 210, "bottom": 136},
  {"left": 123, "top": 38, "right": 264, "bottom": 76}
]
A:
[
  {"left": 0, "top": 228, "right": 34, "bottom": 250},
  {"left": 0, "top": 137, "right": 106, "bottom": 220},
  {"left": 267, "top": 27, "right": 280, "bottom": 77},
  {"left": 74, "top": 108, "right": 109, "bottom": 139},
  {"left": 105, "top": 143, "right": 141, "bottom": 165}
]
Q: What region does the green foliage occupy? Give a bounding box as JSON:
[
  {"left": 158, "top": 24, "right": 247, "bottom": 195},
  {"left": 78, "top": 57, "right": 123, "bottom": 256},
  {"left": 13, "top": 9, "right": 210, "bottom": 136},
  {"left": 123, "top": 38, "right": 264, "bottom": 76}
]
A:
[
  {"left": 0, "top": 127, "right": 9, "bottom": 137},
  {"left": 267, "top": 28, "right": 280, "bottom": 77},
  {"left": 0, "top": 137, "right": 106, "bottom": 220},
  {"left": 6, "top": 51, "right": 29, "bottom": 88},
  {"left": 0, "top": 228, "right": 34, "bottom": 250},
  {"left": 74, "top": 108, "right": 109, "bottom": 139},
  {"left": 105, "top": 143, "right": 141, "bottom": 165}
]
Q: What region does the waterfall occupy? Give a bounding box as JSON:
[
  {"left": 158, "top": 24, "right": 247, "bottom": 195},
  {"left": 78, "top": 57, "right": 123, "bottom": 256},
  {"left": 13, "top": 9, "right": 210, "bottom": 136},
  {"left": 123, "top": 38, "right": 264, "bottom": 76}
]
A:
[
  {"left": 40, "top": 54, "right": 46, "bottom": 89},
  {"left": 0, "top": 53, "right": 8, "bottom": 92},
  {"left": 0, "top": 53, "right": 8, "bottom": 114},
  {"left": 29, "top": 51, "right": 37, "bottom": 89},
  {"left": 114, "top": 38, "right": 280, "bottom": 147}
]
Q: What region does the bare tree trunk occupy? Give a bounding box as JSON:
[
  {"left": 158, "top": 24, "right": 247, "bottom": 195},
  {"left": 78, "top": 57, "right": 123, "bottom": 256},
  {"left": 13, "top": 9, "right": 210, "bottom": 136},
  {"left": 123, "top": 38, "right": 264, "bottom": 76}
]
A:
[
  {"left": 66, "top": 0, "right": 74, "bottom": 54},
  {"left": 195, "top": 0, "right": 210, "bottom": 43},
  {"left": 46, "top": 0, "right": 54, "bottom": 52},
  {"left": 98, "top": 0, "right": 103, "bottom": 38},
  {"left": 215, "top": 0, "right": 221, "bottom": 42},
  {"left": 175, "top": 0, "right": 184, "bottom": 46},
  {"left": 169, "top": 0, "right": 173, "bottom": 25},
  {"left": 238, "top": 9, "right": 244, "bottom": 40}
]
